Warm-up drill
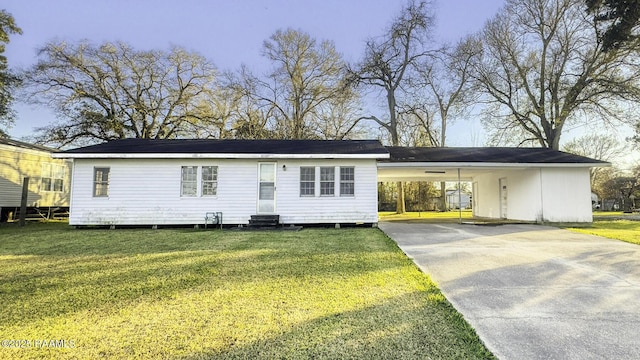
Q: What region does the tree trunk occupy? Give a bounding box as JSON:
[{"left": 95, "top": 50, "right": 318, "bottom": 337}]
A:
[
  {"left": 439, "top": 181, "right": 447, "bottom": 212},
  {"left": 396, "top": 181, "right": 406, "bottom": 214}
]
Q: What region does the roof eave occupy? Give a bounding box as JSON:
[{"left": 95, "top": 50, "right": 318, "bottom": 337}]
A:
[
  {"left": 53, "top": 152, "right": 390, "bottom": 159},
  {"left": 376, "top": 161, "right": 610, "bottom": 168}
]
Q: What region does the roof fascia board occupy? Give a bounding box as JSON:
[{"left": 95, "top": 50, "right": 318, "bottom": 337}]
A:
[
  {"left": 53, "top": 153, "right": 390, "bottom": 159},
  {"left": 376, "top": 161, "right": 610, "bottom": 168}
]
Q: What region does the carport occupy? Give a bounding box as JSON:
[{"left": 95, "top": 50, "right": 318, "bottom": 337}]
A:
[{"left": 377, "top": 147, "right": 609, "bottom": 224}]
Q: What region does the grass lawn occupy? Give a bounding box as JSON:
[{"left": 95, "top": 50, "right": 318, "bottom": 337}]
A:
[
  {"left": 379, "top": 210, "right": 473, "bottom": 222},
  {"left": 568, "top": 220, "right": 640, "bottom": 245},
  {"left": 0, "top": 223, "right": 493, "bottom": 359}
]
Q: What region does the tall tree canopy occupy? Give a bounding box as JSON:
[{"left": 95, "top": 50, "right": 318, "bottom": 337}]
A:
[
  {"left": 0, "top": 9, "right": 22, "bottom": 137},
  {"left": 586, "top": 0, "right": 640, "bottom": 51},
  {"left": 350, "top": 0, "right": 435, "bottom": 213},
  {"left": 246, "top": 28, "right": 359, "bottom": 139},
  {"left": 475, "top": 0, "right": 640, "bottom": 150},
  {"left": 24, "top": 41, "right": 218, "bottom": 147},
  {"left": 350, "top": 0, "right": 434, "bottom": 147}
]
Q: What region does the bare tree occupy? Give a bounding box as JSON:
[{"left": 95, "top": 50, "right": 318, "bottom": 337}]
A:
[
  {"left": 24, "top": 41, "right": 218, "bottom": 147},
  {"left": 562, "top": 133, "right": 622, "bottom": 197},
  {"left": 475, "top": 0, "right": 640, "bottom": 150},
  {"left": 247, "top": 28, "right": 360, "bottom": 140},
  {"left": 350, "top": 0, "right": 435, "bottom": 213},
  {"left": 407, "top": 37, "right": 481, "bottom": 210},
  {"left": 0, "top": 9, "right": 22, "bottom": 136}
]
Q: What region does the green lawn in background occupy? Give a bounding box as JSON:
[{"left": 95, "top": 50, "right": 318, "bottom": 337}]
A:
[
  {"left": 379, "top": 210, "right": 473, "bottom": 222},
  {"left": 568, "top": 220, "right": 640, "bottom": 245},
  {"left": 0, "top": 222, "right": 493, "bottom": 359}
]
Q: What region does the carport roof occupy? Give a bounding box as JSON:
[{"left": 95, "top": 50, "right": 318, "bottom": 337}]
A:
[{"left": 382, "top": 146, "right": 609, "bottom": 165}]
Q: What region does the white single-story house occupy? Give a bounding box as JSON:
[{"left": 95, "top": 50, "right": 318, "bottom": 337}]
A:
[{"left": 54, "top": 139, "right": 608, "bottom": 226}]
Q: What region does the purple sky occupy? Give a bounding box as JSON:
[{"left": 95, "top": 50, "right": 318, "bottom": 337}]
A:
[{"left": 3, "top": 0, "right": 506, "bottom": 144}]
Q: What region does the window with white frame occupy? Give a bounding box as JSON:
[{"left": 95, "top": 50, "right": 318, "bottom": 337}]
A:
[
  {"left": 93, "top": 167, "right": 110, "bottom": 197},
  {"left": 181, "top": 166, "right": 198, "bottom": 197},
  {"left": 42, "top": 163, "right": 65, "bottom": 192},
  {"left": 300, "top": 167, "right": 315, "bottom": 196},
  {"left": 340, "top": 167, "right": 355, "bottom": 196},
  {"left": 320, "top": 167, "right": 335, "bottom": 196},
  {"left": 202, "top": 166, "right": 218, "bottom": 196}
]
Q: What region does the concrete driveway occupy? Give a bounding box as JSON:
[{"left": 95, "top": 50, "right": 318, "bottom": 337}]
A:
[{"left": 379, "top": 222, "right": 640, "bottom": 360}]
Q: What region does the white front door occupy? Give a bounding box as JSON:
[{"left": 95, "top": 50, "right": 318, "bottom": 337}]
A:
[
  {"left": 499, "top": 177, "right": 508, "bottom": 219},
  {"left": 257, "top": 163, "right": 276, "bottom": 214}
]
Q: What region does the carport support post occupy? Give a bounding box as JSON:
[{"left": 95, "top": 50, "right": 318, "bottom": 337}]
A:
[
  {"left": 457, "top": 168, "right": 462, "bottom": 224},
  {"left": 19, "top": 177, "right": 29, "bottom": 227}
]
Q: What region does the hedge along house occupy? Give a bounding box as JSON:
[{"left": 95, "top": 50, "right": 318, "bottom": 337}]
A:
[
  {"left": 55, "top": 139, "right": 607, "bottom": 227},
  {"left": 378, "top": 147, "right": 609, "bottom": 223},
  {"left": 55, "top": 139, "right": 388, "bottom": 226}
]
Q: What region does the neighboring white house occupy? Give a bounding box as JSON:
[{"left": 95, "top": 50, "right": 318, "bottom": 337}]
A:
[
  {"left": 55, "top": 139, "right": 388, "bottom": 226},
  {"left": 378, "top": 147, "right": 608, "bottom": 223},
  {"left": 446, "top": 189, "right": 471, "bottom": 209},
  {"left": 55, "top": 140, "right": 608, "bottom": 226}
]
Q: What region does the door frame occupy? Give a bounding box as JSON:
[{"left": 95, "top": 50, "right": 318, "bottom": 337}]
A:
[{"left": 257, "top": 162, "right": 277, "bottom": 214}]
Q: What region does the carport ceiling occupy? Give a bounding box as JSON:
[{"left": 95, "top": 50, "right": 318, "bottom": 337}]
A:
[{"left": 376, "top": 165, "right": 526, "bottom": 182}]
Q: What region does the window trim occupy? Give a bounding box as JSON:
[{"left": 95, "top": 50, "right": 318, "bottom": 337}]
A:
[
  {"left": 339, "top": 166, "right": 355, "bottom": 197},
  {"left": 41, "top": 163, "right": 65, "bottom": 193},
  {"left": 180, "top": 166, "right": 198, "bottom": 197},
  {"left": 93, "top": 167, "right": 110, "bottom": 198},
  {"left": 319, "top": 166, "right": 335, "bottom": 197},
  {"left": 299, "top": 166, "right": 316, "bottom": 197},
  {"left": 201, "top": 166, "right": 218, "bottom": 197}
]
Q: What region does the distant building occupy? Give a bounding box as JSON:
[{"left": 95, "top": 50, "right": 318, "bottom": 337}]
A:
[{"left": 446, "top": 189, "right": 472, "bottom": 209}]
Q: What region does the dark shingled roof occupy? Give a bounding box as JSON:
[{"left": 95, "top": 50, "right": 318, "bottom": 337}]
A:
[
  {"left": 61, "top": 138, "right": 389, "bottom": 155},
  {"left": 383, "top": 146, "right": 608, "bottom": 164}
]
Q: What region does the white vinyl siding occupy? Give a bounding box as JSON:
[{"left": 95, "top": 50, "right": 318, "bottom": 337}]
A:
[
  {"left": 320, "top": 167, "right": 335, "bottom": 196},
  {"left": 300, "top": 167, "right": 315, "bottom": 196},
  {"left": 93, "top": 167, "right": 110, "bottom": 197},
  {"left": 340, "top": 167, "right": 354, "bottom": 196},
  {"left": 69, "top": 158, "right": 379, "bottom": 226}
]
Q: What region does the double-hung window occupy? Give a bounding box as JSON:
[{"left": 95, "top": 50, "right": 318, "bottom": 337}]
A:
[
  {"left": 340, "top": 167, "right": 355, "bottom": 196},
  {"left": 181, "top": 166, "right": 198, "bottom": 197},
  {"left": 300, "top": 167, "right": 315, "bottom": 196},
  {"left": 202, "top": 166, "right": 218, "bottom": 196},
  {"left": 320, "top": 167, "right": 335, "bottom": 196},
  {"left": 93, "top": 167, "right": 110, "bottom": 197},
  {"left": 42, "top": 163, "right": 65, "bottom": 192}
]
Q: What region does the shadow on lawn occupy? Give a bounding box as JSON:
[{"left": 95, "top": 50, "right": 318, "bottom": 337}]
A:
[
  {"left": 177, "top": 291, "right": 494, "bottom": 360},
  {"left": 0, "top": 227, "right": 405, "bottom": 328}
]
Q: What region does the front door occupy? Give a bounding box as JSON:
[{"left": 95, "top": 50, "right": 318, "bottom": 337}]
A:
[
  {"left": 257, "top": 163, "right": 276, "bottom": 214},
  {"left": 499, "top": 177, "right": 508, "bottom": 219}
]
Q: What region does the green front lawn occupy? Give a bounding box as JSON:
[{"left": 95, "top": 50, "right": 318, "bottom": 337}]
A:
[
  {"left": 568, "top": 220, "right": 640, "bottom": 245},
  {"left": 0, "top": 223, "right": 493, "bottom": 359}
]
